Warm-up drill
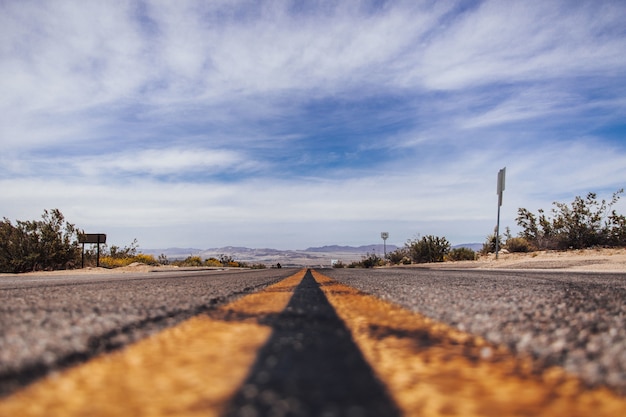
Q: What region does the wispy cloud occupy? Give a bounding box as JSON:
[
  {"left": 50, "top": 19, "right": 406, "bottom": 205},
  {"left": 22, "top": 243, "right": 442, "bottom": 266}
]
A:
[{"left": 1, "top": 0, "right": 625, "bottom": 249}]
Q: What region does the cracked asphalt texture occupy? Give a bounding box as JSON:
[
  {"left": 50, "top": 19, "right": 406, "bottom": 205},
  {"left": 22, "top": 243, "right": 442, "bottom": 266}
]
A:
[
  {"left": 0, "top": 269, "right": 294, "bottom": 396},
  {"left": 321, "top": 267, "right": 626, "bottom": 395}
]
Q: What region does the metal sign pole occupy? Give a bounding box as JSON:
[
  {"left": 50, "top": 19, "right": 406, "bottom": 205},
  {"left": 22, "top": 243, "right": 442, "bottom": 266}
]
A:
[
  {"left": 96, "top": 234, "right": 101, "bottom": 267},
  {"left": 496, "top": 167, "right": 506, "bottom": 260}
]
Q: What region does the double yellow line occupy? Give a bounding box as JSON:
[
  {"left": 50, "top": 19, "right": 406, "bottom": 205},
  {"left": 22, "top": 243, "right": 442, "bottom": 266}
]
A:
[{"left": 1, "top": 269, "right": 624, "bottom": 416}]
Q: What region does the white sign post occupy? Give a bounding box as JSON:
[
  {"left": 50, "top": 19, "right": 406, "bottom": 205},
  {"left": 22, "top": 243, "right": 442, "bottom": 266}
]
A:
[{"left": 496, "top": 167, "right": 506, "bottom": 260}]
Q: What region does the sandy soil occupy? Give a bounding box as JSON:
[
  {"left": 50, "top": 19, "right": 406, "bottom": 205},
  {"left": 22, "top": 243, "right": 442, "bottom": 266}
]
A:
[{"left": 415, "top": 247, "right": 626, "bottom": 272}]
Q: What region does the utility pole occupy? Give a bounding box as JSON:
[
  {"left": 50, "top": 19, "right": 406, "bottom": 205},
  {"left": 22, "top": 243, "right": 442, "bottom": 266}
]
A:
[{"left": 496, "top": 167, "right": 506, "bottom": 260}]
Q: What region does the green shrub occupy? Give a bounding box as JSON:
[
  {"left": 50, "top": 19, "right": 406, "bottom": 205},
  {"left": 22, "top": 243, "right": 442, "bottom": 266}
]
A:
[
  {"left": 481, "top": 233, "right": 504, "bottom": 255},
  {"left": 517, "top": 189, "right": 626, "bottom": 249},
  {"left": 346, "top": 253, "right": 385, "bottom": 268},
  {"left": 406, "top": 235, "right": 450, "bottom": 263},
  {"left": 99, "top": 253, "right": 158, "bottom": 268},
  {"left": 174, "top": 256, "right": 203, "bottom": 267},
  {"left": 505, "top": 237, "right": 533, "bottom": 253},
  {"left": 447, "top": 247, "right": 476, "bottom": 261},
  {"left": 205, "top": 258, "right": 222, "bottom": 267},
  {"left": 387, "top": 247, "right": 409, "bottom": 265},
  {"left": 0, "top": 209, "right": 81, "bottom": 273}
]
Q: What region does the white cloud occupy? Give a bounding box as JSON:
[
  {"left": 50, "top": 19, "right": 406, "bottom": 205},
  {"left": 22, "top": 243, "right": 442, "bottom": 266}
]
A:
[
  {"left": 416, "top": 1, "right": 626, "bottom": 90},
  {"left": 1, "top": 0, "right": 625, "bottom": 249}
]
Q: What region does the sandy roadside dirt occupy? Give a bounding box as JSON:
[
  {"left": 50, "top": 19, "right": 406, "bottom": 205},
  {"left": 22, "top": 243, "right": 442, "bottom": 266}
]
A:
[{"left": 413, "top": 247, "right": 626, "bottom": 272}]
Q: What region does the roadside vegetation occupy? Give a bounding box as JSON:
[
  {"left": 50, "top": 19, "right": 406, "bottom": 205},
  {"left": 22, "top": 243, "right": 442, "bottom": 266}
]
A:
[
  {"left": 4, "top": 190, "right": 626, "bottom": 272},
  {"left": 513, "top": 189, "right": 626, "bottom": 250},
  {"left": 0, "top": 209, "right": 255, "bottom": 273},
  {"left": 0, "top": 209, "right": 81, "bottom": 273}
]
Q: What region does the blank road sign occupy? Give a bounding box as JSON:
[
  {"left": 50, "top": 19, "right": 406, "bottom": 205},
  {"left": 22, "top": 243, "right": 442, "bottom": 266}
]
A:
[{"left": 79, "top": 234, "right": 107, "bottom": 244}]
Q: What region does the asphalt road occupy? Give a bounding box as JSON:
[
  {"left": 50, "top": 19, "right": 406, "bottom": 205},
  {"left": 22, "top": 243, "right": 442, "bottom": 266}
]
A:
[
  {"left": 322, "top": 267, "right": 626, "bottom": 395},
  {"left": 1, "top": 266, "right": 625, "bottom": 409},
  {"left": 0, "top": 268, "right": 295, "bottom": 396}
]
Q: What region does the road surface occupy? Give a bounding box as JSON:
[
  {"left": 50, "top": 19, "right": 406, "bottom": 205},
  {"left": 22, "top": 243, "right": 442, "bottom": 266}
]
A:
[{"left": 0, "top": 267, "right": 625, "bottom": 416}]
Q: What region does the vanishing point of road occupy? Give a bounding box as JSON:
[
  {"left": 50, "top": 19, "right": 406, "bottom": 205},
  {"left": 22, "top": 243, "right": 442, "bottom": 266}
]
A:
[{"left": 0, "top": 267, "right": 625, "bottom": 416}]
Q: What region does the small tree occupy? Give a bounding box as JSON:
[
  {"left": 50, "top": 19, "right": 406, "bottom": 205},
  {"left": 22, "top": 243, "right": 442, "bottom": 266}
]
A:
[
  {"left": 0, "top": 209, "right": 81, "bottom": 273},
  {"left": 447, "top": 247, "right": 476, "bottom": 261},
  {"left": 516, "top": 189, "right": 625, "bottom": 250}
]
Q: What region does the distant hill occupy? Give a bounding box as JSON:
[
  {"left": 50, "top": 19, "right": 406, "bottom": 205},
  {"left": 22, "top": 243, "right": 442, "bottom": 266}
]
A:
[
  {"left": 452, "top": 243, "right": 483, "bottom": 252},
  {"left": 142, "top": 243, "right": 481, "bottom": 266},
  {"left": 304, "top": 244, "right": 399, "bottom": 253}
]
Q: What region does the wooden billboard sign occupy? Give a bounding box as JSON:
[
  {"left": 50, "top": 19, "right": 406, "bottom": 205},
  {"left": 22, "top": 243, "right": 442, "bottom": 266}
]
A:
[{"left": 79, "top": 234, "right": 107, "bottom": 268}]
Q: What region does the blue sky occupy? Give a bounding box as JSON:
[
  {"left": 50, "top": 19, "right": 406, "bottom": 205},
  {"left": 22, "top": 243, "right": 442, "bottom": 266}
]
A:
[{"left": 1, "top": 0, "right": 626, "bottom": 250}]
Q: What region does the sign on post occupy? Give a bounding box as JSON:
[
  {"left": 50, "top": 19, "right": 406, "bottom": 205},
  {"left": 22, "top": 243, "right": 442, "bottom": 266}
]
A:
[
  {"left": 497, "top": 167, "right": 506, "bottom": 206},
  {"left": 79, "top": 234, "right": 107, "bottom": 268},
  {"left": 495, "top": 168, "right": 506, "bottom": 259},
  {"left": 381, "top": 232, "right": 389, "bottom": 257}
]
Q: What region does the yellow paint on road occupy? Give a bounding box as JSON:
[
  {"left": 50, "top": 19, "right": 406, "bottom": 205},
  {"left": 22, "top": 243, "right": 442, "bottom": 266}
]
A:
[
  {"left": 312, "top": 270, "right": 626, "bottom": 417},
  {"left": 0, "top": 270, "right": 306, "bottom": 417}
]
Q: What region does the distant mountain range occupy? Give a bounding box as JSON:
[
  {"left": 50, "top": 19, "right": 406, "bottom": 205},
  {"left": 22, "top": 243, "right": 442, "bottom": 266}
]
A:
[
  {"left": 303, "top": 244, "right": 399, "bottom": 253},
  {"left": 141, "top": 243, "right": 482, "bottom": 267},
  {"left": 452, "top": 243, "right": 483, "bottom": 252},
  {"left": 142, "top": 244, "right": 399, "bottom": 259}
]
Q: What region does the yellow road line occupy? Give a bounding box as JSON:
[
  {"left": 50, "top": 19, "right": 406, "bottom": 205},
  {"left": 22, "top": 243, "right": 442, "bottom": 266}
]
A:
[
  {"left": 0, "top": 270, "right": 306, "bottom": 417},
  {"left": 312, "top": 270, "right": 626, "bottom": 417}
]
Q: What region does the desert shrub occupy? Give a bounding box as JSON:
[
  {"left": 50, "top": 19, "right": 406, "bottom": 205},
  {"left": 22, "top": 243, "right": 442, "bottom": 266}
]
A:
[
  {"left": 332, "top": 260, "right": 345, "bottom": 268},
  {"left": 99, "top": 256, "right": 133, "bottom": 268},
  {"left": 447, "top": 247, "right": 476, "bottom": 261},
  {"left": 205, "top": 257, "right": 223, "bottom": 267},
  {"left": 0, "top": 209, "right": 81, "bottom": 273},
  {"left": 158, "top": 253, "right": 169, "bottom": 265},
  {"left": 134, "top": 253, "right": 158, "bottom": 265},
  {"left": 362, "top": 252, "right": 385, "bottom": 268},
  {"left": 102, "top": 239, "right": 139, "bottom": 259},
  {"left": 98, "top": 253, "right": 158, "bottom": 269},
  {"left": 175, "top": 256, "right": 203, "bottom": 267},
  {"left": 346, "top": 253, "right": 385, "bottom": 268},
  {"left": 481, "top": 233, "right": 504, "bottom": 255},
  {"left": 505, "top": 237, "right": 533, "bottom": 253},
  {"left": 517, "top": 189, "right": 626, "bottom": 249},
  {"left": 387, "top": 247, "right": 410, "bottom": 265},
  {"left": 406, "top": 235, "right": 450, "bottom": 263}
]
